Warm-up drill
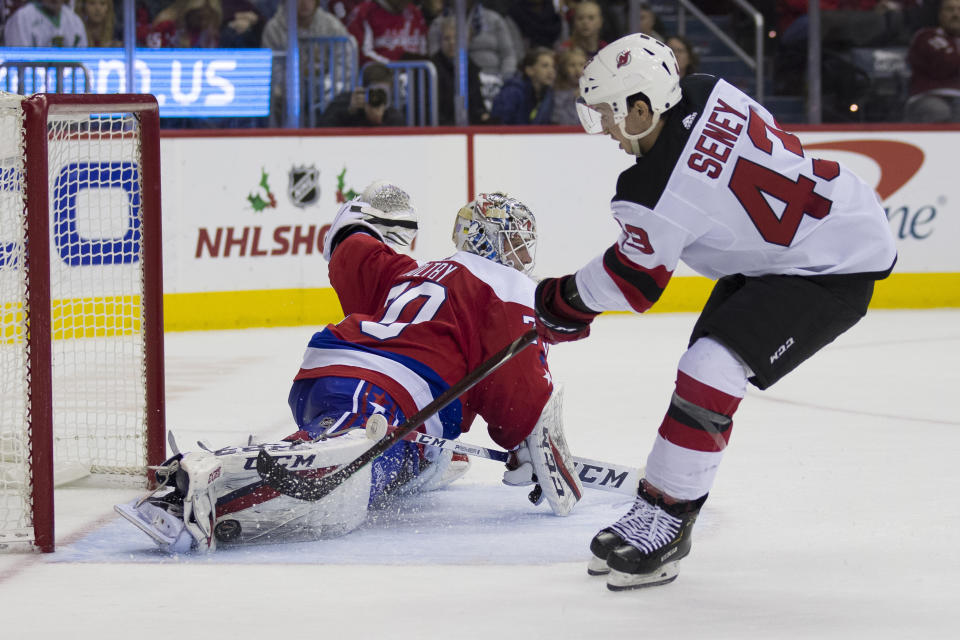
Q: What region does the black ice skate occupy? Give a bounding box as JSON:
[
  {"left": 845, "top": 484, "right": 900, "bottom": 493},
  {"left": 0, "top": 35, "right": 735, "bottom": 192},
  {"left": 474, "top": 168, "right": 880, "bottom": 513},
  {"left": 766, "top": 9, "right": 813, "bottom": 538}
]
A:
[{"left": 588, "top": 481, "right": 707, "bottom": 590}]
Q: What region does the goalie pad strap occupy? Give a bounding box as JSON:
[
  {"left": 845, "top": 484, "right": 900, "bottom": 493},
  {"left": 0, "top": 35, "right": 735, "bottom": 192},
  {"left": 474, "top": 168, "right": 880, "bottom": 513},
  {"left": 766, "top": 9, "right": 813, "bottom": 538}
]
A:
[{"left": 362, "top": 211, "right": 418, "bottom": 230}]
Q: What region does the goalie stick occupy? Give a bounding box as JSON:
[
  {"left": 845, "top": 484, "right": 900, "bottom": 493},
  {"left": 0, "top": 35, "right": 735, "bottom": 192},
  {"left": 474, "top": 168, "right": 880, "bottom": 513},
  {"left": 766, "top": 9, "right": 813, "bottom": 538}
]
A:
[
  {"left": 399, "top": 430, "right": 641, "bottom": 496},
  {"left": 257, "top": 329, "right": 539, "bottom": 502}
]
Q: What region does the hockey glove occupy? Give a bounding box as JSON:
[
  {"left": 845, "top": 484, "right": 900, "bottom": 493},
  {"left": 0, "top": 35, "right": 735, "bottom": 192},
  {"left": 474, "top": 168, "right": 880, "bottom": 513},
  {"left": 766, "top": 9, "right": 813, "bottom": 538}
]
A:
[
  {"left": 501, "top": 386, "right": 583, "bottom": 516},
  {"left": 534, "top": 276, "right": 599, "bottom": 344},
  {"left": 322, "top": 197, "right": 418, "bottom": 261},
  {"left": 503, "top": 444, "right": 550, "bottom": 509}
]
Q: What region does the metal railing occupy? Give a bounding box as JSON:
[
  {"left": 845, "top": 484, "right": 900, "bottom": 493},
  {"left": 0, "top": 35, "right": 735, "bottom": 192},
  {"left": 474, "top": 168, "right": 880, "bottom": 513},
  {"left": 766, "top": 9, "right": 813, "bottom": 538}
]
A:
[
  {"left": 380, "top": 61, "right": 439, "bottom": 128},
  {"left": 300, "top": 36, "right": 359, "bottom": 128},
  {"left": 0, "top": 61, "right": 91, "bottom": 95},
  {"left": 675, "top": 0, "right": 765, "bottom": 103}
]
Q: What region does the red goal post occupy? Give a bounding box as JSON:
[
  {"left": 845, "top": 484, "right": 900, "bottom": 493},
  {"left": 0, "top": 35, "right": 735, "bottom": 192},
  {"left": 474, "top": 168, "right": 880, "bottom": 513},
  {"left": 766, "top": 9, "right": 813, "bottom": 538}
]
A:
[{"left": 0, "top": 93, "right": 166, "bottom": 552}]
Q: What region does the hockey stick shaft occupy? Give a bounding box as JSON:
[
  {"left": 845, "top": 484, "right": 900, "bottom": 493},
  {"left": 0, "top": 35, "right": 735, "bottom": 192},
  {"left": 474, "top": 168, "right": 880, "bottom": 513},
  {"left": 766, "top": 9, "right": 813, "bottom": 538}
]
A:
[
  {"left": 403, "top": 430, "right": 641, "bottom": 496},
  {"left": 257, "top": 329, "right": 539, "bottom": 501}
]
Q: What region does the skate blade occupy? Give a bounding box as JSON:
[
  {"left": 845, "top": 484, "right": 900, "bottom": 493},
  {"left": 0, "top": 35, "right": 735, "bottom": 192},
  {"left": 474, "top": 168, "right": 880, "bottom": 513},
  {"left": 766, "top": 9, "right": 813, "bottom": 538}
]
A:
[
  {"left": 114, "top": 502, "right": 192, "bottom": 554},
  {"left": 586, "top": 554, "right": 610, "bottom": 576},
  {"left": 606, "top": 561, "right": 680, "bottom": 591}
]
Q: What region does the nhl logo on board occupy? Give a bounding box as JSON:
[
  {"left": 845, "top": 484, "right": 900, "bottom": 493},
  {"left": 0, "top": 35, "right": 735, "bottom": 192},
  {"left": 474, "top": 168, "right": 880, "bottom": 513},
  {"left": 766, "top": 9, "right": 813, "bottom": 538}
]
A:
[
  {"left": 288, "top": 165, "right": 320, "bottom": 208},
  {"left": 616, "top": 51, "right": 631, "bottom": 68}
]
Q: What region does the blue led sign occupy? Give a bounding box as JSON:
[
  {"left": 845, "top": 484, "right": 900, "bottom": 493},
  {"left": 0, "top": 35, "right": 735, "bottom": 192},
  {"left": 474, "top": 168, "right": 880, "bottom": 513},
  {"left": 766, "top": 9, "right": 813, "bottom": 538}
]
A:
[{"left": 0, "top": 48, "right": 272, "bottom": 117}]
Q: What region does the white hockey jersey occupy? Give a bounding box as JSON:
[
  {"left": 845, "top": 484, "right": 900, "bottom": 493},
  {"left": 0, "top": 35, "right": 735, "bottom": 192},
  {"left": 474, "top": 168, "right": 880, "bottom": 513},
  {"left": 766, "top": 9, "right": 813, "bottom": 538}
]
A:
[
  {"left": 575, "top": 75, "right": 898, "bottom": 314},
  {"left": 3, "top": 2, "right": 87, "bottom": 48}
]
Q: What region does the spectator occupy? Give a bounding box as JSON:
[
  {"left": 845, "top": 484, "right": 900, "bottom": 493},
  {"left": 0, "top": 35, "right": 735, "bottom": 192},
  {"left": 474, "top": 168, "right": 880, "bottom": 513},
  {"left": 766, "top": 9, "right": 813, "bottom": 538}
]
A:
[
  {"left": 905, "top": 0, "right": 960, "bottom": 121},
  {"left": 636, "top": 1, "right": 664, "bottom": 41},
  {"left": 432, "top": 15, "right": 490, "bottom": 125},
  {"left": 346, "top": 0, "right": 428, "bottom": 65},
  {"left": 558, "top": 0, "right": 627, "bottom": 44},
  {"left": 142, "top": 0, "right": 222, "bottom": 48},
  {"left": 262, "top": 0, "right": 352, "bottom": 125},
  {"left": 262, "top": 0, "right": 350, "bottom": 51},
  {"left": 319, "top": 61, "right": 406, "bottom": 126},
  {"left": 4, "top": 0, "right": 87, "bottom": 47},
  {"left": 600, "top": 0, "right": 628, "bottom": 41},
  {"left": 220, "top": 0, "right": 265, "bottom": 47},
  {"left": 2, "top": 1, "right": 23, "bottom": 45},
  {"left": 667, "top": 34, "right": 699, "bottom": 78},
  {"left": 509, "top": 0, "right": 563, "bottom": 49},
  {"left": 427, "top": 0, "right": 517, "bottom": 78},
  {"left": 774, "top": 0, "right": 913, "bottom": 96},
  {"left": 417, "top": 0, "right": 444, "bottom": 24},
  {"left": 77, "top": 0, "right": 119, "bottom": 46},
  {"left": 777, "top": 1, "right": 910, "bottom": 47},
  {"left": 479, "top": 0, "right": 511, "bottom": 16},
  {"left": 134, "top": 0, "right": 169, "bottom": 44},
  {"left": 491, "top": 46, "right": 556, "bottom": 124},
  {"left": 250, "top": 0, "right": 280, "bottom": 20},
  {"left": 327, "top": 0, "right": 361, "bottom": 22},
  {"left": 551, "top": 45, "right": 586, "bottom": 124},
  {"left": 557, "top": 0, "right": 606, "bottom": 57}
]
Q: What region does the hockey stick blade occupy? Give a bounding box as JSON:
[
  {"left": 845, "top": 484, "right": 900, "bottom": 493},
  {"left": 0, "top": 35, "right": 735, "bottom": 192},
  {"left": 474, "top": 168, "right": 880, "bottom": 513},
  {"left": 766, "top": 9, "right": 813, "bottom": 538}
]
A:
[
  {"left": 256, "top": 329, "right": 539, "bottom": 502},
  {"left": 402, "top": 431, "right": 641, "bottom": 496}
]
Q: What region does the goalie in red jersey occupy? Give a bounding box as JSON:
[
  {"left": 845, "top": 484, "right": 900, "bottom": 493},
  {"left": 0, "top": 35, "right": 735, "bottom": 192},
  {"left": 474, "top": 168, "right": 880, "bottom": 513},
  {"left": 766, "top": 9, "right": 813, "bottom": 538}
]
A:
[{"left": 116, "top": 182, "right": 583, "bottom": 553}]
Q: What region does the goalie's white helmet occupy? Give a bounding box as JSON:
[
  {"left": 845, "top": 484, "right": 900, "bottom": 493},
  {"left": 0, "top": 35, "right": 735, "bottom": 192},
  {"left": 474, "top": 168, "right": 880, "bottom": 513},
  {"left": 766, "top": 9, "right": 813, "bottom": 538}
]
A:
[
  {"left": 452, "top": 192, "right": 537, "bottom": 275},
  {"left": 577, "top": 33, "right": 681, "bottom": 148}
]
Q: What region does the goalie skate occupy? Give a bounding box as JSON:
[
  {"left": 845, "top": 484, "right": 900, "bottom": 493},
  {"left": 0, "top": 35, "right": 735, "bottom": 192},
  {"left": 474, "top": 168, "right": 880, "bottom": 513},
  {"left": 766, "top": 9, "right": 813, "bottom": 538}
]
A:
[
  {"left": 115, "top": 450, "right": 222, "bottom": 552},
  {"left": 115, "top": 498, "right": 192, "bottom": 554}
]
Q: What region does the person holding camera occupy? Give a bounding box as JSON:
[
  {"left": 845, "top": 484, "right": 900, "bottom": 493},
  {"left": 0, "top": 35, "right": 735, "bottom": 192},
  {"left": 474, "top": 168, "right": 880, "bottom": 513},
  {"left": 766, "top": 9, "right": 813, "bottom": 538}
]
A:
[{"left": 318, "top": 62, "right": 405, "bottom": 127}]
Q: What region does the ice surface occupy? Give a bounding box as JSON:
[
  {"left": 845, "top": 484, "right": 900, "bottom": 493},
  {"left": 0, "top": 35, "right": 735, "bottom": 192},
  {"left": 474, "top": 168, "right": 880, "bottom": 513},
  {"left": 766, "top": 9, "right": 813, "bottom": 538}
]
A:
[{"left": 1, "top": 310, "right": 958, "bottom": 639}]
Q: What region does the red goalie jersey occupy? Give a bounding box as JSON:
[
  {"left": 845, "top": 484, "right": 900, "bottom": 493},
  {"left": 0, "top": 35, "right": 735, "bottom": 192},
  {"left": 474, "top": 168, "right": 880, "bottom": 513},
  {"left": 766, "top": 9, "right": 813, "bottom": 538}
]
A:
[{"left": 296, "top": 232, "right": 552, "bottom": 450}]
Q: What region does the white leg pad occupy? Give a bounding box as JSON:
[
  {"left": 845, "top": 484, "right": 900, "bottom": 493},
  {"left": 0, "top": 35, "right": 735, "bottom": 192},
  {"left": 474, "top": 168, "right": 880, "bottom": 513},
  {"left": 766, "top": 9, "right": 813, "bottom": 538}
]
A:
[
  {"left": 116, "top": 432, "right": 375, "bottom": 552},
  {"left": 526, "top": 385, "right": 584, "bottom": 516}
]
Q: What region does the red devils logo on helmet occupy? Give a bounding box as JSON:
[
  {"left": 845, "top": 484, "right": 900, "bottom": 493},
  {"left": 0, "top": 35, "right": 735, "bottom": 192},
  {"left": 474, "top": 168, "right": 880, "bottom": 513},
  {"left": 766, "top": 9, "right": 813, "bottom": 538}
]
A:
[{"left": 616, "top": 51, "right": 631, "bottom": 68}]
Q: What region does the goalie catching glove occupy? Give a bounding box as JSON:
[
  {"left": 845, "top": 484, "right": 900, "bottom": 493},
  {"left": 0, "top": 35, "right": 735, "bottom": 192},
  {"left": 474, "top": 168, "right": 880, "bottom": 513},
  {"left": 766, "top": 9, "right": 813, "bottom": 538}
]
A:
[
  {"left": 501, "top": 386, "right": 584, "bottom": 516},
  {"left": 534, "top": 276, "right": 599, "bottom": 344},
  {"left": 322, "top": 180, "right": 419, "bottom": 260}
]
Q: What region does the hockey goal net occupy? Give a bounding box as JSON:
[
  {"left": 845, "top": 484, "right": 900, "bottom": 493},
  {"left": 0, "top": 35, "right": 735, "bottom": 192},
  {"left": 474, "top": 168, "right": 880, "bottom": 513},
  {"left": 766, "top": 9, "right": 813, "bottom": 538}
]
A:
[{"left": 0, "top": 93, "right": 165, "bottom": 552}]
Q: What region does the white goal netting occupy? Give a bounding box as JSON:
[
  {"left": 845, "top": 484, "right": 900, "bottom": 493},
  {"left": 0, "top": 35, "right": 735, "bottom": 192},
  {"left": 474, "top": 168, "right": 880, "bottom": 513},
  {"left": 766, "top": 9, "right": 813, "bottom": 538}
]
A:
[{"left": 1, "top": 93, "right": 154, "bottom": 548}]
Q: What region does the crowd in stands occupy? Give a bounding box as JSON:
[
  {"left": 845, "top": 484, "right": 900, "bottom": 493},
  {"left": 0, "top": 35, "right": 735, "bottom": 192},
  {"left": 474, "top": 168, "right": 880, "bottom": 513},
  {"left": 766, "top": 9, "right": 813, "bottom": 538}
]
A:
[{"left": 1, "top": 0, "right": 958, "bottom": 124}]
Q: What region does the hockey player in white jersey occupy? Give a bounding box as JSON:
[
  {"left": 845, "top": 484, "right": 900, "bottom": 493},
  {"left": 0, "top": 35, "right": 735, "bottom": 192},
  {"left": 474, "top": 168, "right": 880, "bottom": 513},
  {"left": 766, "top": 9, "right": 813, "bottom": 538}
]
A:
[
  {"left": 116, "top": 182, "right": 583, "bottom": 553},
  {"left": 533, "top": 34, "right": 897, "bottom": 590}
]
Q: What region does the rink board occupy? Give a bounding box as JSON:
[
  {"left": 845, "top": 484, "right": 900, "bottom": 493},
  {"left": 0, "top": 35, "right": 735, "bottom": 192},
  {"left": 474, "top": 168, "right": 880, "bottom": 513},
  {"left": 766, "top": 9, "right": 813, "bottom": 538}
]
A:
[{"left": 42, "top": 125, "right": 960, "bottom": 330}]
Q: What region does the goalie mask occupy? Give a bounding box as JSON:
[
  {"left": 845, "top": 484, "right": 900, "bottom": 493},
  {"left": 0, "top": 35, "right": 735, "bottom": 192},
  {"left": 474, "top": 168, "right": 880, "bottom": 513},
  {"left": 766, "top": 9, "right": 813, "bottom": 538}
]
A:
[{"left": 452, "top": 192, "right": 537, "bottom": 275}]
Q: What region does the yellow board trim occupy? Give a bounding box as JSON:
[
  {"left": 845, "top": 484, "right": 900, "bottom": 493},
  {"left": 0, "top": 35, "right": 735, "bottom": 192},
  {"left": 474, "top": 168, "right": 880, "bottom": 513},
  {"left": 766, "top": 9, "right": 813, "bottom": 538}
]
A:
[
  {"left": 161, "top": 273, "right": 960, "bottom": 332},
  {"left": 4, "top": 275, "right": 953, "bottom": 338},
  {"left": 2, "top": 296, "right": 143, "bottom": 343},
  {"left": 163, "top": 288, "right": 345, "bottom": 332},
  {"left": 869, "top": 272, "right": 960, "bottom": 309}
]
